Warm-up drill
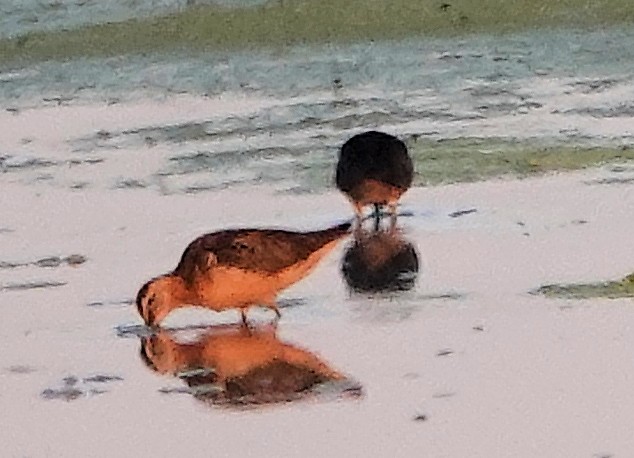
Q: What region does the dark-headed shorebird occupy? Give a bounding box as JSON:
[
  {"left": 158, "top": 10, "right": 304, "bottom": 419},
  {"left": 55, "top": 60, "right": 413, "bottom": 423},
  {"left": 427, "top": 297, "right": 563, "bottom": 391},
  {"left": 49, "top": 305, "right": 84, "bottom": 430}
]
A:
[
  {"left": 336, "top": 131, "right": 413, "bottom": 227},
  {"left": 136, "top": 221, "right": 351, "bottom": 327}
]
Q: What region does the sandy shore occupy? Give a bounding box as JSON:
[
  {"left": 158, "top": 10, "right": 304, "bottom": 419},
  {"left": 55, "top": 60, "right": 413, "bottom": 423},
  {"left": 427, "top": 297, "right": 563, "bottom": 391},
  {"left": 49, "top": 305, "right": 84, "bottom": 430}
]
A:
[{"left": 1, "top": 156, "right": 633, "bottom": 456}]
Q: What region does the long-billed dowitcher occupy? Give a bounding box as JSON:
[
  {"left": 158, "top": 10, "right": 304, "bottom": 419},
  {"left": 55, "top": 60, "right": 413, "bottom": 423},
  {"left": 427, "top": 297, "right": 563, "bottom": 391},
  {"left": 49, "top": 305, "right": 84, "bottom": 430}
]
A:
[{"left": 136, "top": 221, "right": 351, "bottom": 327}]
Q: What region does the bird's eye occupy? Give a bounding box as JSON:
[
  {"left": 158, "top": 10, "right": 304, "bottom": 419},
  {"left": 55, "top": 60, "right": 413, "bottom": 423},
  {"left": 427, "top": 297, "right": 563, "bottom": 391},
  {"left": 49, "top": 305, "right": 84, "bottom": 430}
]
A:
[{"left": 148, "top": 295, "right": 155, "bottom": 306}]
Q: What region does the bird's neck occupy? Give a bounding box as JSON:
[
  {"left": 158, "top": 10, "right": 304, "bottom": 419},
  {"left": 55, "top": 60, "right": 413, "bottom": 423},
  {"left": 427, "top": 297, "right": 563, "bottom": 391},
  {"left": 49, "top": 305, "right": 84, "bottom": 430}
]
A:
[{"left": 160, "top": 274, "right": 198, "bottom": 309}]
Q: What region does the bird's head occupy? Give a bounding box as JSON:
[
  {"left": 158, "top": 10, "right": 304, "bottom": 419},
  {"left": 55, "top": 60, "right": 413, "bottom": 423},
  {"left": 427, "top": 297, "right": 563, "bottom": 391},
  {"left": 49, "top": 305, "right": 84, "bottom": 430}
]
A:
[{"left": 136, "top": 276, "right": 182, "bottom": 327}]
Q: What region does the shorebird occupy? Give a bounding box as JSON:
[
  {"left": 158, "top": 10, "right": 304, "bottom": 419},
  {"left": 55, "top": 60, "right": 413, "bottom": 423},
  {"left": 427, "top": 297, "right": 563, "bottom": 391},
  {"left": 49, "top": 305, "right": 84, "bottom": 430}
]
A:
[
  {"left": 136, "top": 221, "right": 351, "bottom": 327},
  {"left": 139, "top": 324, "right": 353, "bottom": 405},
  {"left": 336, "top": 131, "right": 413, "bottom": 227}
]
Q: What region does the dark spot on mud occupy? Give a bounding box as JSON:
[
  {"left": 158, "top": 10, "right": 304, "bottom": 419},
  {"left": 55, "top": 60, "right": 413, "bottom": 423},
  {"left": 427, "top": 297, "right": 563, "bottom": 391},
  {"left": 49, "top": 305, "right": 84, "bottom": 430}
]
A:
[
  {"left": 83, "top": 374, "right": 124, "bottom": 383},
  {"left": 449, "top": 208, "right": 477, "bottom": 218},
  {"left": 90, "top": 298, "right": 133, "bottom": 308},
  {"left": 565, "top": 103, "right": 634, "bottom": 118},
  {"left": 418, "top": 292, "right": 464, "bottom": 301},
  {"left": 439, "top": 52, "right": 462, "bottom": 60},
  {"left": 41, "top": 387, "right": 84, "bottom": 401},
  {"left": 68, "top": 158, "right": 104, "bottom": 166},
  {"left": 571, "top": 219, "right": 588, "bottom": 225},
  {"left": 413, "top": 414, "right": 428, "bottom": 422},
  {"left": 2, "top": 281, "right": 67, "bottom": 291},
  {"left": 42, "top": 374, "right": 120, "bottom": 401},
  {"left": 0, "top": 155, "right": 57, "bottom": 172},
  {"left": 87, "top": 301, "right": 105, "bottom": 307},
  {"left": 0, "top": 254, "right": 86, "bottom": 270},
  {"left": 590, "top": 177, "right": 634, "bottom": 185},
  {"left": 278, "top": 298, "right": 307, "bottom": 309},
  {"left": 472, "top": 325, "right": 485, "bottom": 332},
  {"left": 115, "top": 324, "right": 153, "bottom": 338},
  {"left": 7, "top": 365, "right": 36, "bottom": 374},
  {"left": 436, "top": 349, "right": 454, "bottom": 357},
  {"left": 66, "top": 254, "right": 87, "bottom": 266},
  {"left": 432, "top": 392, "right": 455, "bottom": 399},
  {"left": 42, "top": 95, "right": 75, "bottom": 106},
  {"left": 115, "top": 178, "right": 148, "bottom": 189},
  {"left": 35, "top": 257, "right": 63, "bottom": 268},
  {"left": 570, "top": 78, "right": 619, "bottom": 94}
]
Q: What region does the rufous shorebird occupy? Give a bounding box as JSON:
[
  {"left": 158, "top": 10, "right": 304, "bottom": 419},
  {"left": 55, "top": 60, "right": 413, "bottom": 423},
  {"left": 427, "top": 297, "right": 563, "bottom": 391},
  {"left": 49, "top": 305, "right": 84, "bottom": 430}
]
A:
[
  {"left": 336, "top": 131, "right": 413, "bottom": 227},
  {"left": 139, "top": 324, "right": 354, "bottom": 405},
  {"left": 135, "top": 221, "right": 351, "bottom": 327}
]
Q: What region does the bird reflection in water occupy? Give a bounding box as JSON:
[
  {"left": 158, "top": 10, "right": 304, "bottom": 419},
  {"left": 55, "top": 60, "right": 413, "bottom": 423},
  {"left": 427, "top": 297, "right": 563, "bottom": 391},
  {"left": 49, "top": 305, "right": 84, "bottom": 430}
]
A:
[
  {"left": 342, "top": 225, "right": 419, "bottom": 293},
  {"left": 139, "top": 324, "right": 362, "bottom": 407}
]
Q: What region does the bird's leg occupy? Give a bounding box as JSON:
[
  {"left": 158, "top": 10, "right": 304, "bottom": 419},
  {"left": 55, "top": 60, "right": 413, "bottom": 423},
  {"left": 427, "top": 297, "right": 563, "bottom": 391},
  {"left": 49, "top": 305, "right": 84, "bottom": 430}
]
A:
[
  {"left": 388, "top": 201, "right": 398, "bottom": 231},
  {"left": 263, "top": 300, "right": 282, "bottom": 322},
  {"left": 373, "top": 203, "right": 381, "bottom": 231},
  {"left": 353, "top": 202, "right": 365, "bottom": 229},
  {"left": 240, "top": 308, "right": 249, "bottom": 327}
]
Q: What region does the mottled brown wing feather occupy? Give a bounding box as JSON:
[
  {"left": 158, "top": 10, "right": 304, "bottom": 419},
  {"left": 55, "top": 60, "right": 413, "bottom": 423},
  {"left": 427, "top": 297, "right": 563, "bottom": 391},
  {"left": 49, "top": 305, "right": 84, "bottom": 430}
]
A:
[{"left": 173, "top": 223, "right": 350, "bottom": 279}]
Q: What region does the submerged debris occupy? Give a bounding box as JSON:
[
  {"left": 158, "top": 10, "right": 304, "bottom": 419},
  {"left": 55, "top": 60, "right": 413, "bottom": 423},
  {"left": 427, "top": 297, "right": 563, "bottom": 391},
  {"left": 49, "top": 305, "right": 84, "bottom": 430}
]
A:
[
  {"left": 0, "top": 254, "right": 87, "bottom": 270},
  {"left": 6, "top": 365, "right": 36, "bottom": 374},
  {"left": 83, "top": 374, "right": 124, "bottom": 383},
  {"left": 41, "top": 373, "right": 123, "bottom": 401},
  {"left": 1, "top": 281, "right": 67, "bottom": 291},
  {"left": 86, "top": 298, "right": 134, "bottom": 308},
  {"left": 449, "top": 208, "right": 477, "bottom": 218},
  {"left": 533, "top": 273, "right": 634, "bottom": 299},
  {"left": 436, "top": 349, "right": 454, "bottom": 357}
]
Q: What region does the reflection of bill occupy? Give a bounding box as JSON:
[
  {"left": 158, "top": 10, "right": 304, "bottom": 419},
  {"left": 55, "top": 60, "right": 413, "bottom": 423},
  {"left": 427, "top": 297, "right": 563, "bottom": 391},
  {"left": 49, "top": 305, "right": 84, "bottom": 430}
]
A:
[
  {"left": 342, "top": 226, "right": 419, "bottom": 293},
  {"left": 139, "top": 324, "right": 362, "bottom": 407}
]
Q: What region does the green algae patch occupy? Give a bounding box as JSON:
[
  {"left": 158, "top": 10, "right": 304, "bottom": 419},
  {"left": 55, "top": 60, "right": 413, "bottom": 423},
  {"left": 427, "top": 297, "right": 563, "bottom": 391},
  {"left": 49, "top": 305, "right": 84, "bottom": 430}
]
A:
[
  {"left": 407, "top": 138, "right": 634, "bottom": 186},
  {"left": 534, "top": 273, "right": 634, "bottom": 300},
  {"left": 2, "top": 0, "right": 634, "bottom": 65}
]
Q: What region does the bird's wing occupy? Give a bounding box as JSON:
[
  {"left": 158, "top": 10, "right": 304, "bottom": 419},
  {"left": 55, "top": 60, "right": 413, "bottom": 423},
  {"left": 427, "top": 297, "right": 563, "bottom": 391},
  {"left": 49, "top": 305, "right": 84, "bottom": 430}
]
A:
[
  {"left": 204, "top": 230, "right": 316, "bottom": 273},
  {"left": 173, "top": 230, "right": 313, "bottom": 279},
  {"left": 174, "top": 224, "right": 350, "bottom": 279}
]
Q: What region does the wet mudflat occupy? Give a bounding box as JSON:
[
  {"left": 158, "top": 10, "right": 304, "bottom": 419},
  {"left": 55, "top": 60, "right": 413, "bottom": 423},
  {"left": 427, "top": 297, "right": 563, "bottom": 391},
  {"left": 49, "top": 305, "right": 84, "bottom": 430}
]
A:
[
  {"left": 1, "top": 5, "right": 634, "bottom": 456},
  {"left": 1, "top": 165, "right": 633, "bottom": 456}
]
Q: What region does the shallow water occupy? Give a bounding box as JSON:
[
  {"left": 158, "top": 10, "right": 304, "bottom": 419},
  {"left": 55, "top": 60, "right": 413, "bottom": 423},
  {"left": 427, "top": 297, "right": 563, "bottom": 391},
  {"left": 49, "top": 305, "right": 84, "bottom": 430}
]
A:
[{"left": 1, "top": 27, "right": 634, "bottom": 196}]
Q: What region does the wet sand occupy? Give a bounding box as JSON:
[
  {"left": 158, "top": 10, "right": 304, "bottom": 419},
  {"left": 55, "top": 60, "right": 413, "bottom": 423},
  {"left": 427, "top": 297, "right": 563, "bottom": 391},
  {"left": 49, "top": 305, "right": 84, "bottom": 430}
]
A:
[{"left": 1, "top": 155, "right": 633, "bottom": 455}]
